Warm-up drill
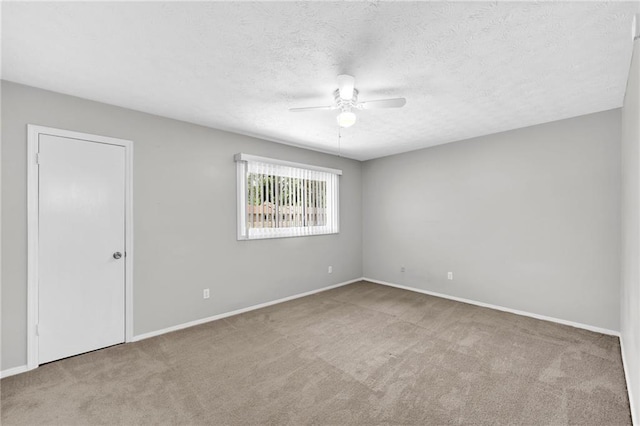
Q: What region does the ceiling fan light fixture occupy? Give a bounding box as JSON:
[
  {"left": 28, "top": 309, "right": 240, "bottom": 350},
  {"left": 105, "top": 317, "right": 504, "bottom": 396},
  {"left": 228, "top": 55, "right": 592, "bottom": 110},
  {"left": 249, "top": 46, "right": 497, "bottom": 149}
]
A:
[{"left": 337, "top": 111, "right": 356, "bottom": 128}]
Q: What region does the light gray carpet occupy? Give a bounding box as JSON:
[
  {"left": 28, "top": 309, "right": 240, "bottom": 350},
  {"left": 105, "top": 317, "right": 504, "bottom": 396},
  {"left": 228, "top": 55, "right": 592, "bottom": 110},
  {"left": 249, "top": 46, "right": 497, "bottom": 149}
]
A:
[{"left": 1, "top": 281, "right": 631, "bottom": 425}]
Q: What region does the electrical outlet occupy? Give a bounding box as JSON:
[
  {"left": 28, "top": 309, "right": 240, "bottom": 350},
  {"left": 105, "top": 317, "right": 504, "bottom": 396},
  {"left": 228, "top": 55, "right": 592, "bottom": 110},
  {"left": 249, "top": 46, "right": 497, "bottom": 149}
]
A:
[
  {"left": 203, "top": 288, "right": 210, "bottom": 299},
  {"left": 401, "top": 266, "right": 405, "bottom": 272},
  {"left": 447, "top": 272, "right": 453, "bottom": 280},
  {"left": 328, "top": 266, "right": 333, "bottom": 274}
]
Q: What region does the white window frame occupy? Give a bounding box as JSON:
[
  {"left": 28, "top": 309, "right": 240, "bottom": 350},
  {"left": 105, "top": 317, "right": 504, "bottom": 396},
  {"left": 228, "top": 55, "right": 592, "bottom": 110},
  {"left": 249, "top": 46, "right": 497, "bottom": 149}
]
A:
[{"left": 235, "top": 154, "right": 342, "bottom": 240}]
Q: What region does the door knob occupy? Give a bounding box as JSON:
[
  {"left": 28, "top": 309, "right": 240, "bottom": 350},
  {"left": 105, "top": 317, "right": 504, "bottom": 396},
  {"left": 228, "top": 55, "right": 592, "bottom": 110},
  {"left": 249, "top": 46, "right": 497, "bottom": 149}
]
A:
[{"left": 113, "top": 252, "right": 122, "bottom": 260}]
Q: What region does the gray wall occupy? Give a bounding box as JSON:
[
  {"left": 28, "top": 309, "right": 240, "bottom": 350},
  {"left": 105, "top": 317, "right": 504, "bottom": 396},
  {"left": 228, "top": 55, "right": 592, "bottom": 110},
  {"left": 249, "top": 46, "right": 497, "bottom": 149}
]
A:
[
  {"left": 1, "top": 81, "right": 363, "bottom": 371},
  {"left": 363, "top": 110, "right": 621, "bottom": 331},
  {"left": 621, "top": 37, "right": 640, "bottom": 422},
  {"left": 0, "top": 80, "right": 628, "bottom": 374}
]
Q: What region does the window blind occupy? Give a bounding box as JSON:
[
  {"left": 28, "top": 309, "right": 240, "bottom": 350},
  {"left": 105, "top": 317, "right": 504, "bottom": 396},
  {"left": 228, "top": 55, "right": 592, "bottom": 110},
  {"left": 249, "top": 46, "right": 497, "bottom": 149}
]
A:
[{"left": 235, "top": 154, "right": 341, "bottom": 240}]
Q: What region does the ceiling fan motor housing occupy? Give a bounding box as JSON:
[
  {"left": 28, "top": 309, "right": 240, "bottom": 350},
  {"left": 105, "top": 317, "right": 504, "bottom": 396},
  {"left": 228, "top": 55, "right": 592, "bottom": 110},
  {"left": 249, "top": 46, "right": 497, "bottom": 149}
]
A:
[{"left": 334, "top": 88, "right": 358, "bottom": 112}]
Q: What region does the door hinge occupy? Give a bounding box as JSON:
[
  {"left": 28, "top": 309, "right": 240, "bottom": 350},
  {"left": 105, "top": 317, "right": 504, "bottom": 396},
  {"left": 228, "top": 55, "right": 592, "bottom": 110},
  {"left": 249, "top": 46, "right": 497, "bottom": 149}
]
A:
[
  {"left": 36, "top": 153, "right": 41, "bottom": 165},
  {"left": 36, "top": 324, "right": 40, "bottom": 336}
]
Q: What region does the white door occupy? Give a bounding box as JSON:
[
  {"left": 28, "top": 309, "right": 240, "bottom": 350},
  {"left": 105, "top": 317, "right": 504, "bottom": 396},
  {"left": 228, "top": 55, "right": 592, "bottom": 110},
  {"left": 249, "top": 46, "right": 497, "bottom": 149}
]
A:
[{"left": 38, "top": 134, "right": 126, "bottom": 364}]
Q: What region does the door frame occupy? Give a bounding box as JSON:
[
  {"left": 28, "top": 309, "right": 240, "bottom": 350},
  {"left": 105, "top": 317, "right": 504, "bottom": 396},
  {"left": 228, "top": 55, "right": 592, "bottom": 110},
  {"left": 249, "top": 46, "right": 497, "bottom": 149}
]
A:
[{"left": 27, "top": 125, "right": 134, "bottom": 370}]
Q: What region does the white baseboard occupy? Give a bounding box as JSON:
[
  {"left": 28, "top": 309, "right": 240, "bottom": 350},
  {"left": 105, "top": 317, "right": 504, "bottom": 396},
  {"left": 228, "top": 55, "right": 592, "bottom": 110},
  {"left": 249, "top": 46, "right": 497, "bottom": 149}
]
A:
[
  {"left": 131, "top": 278, "right": 363, "bottom": 342},
  {"left": 620, "top": 336, "right": 637, "bottom": 426},
  {"left": 363, "top": 277, "right": 620, "bottom": 337},
  {"left": 1, "top": 364, "right": 29, "bottom": 379}
]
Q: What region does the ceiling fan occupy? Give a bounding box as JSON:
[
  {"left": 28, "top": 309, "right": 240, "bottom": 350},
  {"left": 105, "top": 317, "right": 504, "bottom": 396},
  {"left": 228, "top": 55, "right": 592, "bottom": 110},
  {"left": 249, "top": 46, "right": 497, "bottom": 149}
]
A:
[{"left": 289, "top": 75, "right": 406, "bottom": 128}]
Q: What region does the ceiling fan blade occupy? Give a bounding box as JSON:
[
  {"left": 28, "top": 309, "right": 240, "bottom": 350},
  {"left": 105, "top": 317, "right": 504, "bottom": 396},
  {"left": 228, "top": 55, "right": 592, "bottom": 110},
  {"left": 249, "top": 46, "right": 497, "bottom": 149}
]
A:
[
  {"left": 358, "top": 98, "right": 407, "bottom": 109},
  {"left": 337, "top": 74, "right": 355, "bottom": 100},
  {"left": 289, "top": 105, "right": 336, "bottom": 112}
]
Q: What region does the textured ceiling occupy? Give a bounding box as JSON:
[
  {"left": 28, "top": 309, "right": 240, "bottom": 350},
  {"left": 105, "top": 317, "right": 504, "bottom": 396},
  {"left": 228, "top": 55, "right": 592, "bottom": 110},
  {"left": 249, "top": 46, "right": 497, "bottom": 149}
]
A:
[{"left": 2, "top": 2, "right": 638, "bottom": 160}]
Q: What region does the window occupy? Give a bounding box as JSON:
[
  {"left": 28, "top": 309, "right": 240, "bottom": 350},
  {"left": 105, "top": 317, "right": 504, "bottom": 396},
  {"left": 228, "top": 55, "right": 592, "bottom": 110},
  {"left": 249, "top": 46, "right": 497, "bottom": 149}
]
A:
[{"left": 235, "top": 154, "right": 341, "bottom": 240}]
